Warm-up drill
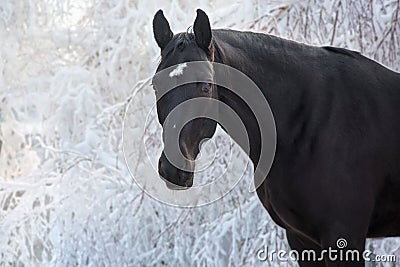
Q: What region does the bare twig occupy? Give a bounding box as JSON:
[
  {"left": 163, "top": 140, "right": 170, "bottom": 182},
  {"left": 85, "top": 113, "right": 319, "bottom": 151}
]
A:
[{"left": 331, "top": 1, "right": 341, "bottom": 45}]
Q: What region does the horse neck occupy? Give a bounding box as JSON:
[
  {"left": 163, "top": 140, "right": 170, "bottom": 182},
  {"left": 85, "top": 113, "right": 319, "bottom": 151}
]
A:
[
  {"left": 216, "top": 81, "right": 262, "bottom": 165},
  {"left": 212, "top": 37, "right": 263, "bottom": 165},
  {"left": 212, "top": 31, "right": 306, "bottom": 165}
]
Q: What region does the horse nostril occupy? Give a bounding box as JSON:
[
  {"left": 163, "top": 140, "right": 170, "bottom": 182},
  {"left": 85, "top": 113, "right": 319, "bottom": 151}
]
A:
[
  {"left": 158, "top": 160, "right": 170, "bottom": 181},
  {"left": 158, "top": 157, "right": 178, "bottom": 181},
  {"left": 158, "top": 160, "right": 164, "bottom": 176}
]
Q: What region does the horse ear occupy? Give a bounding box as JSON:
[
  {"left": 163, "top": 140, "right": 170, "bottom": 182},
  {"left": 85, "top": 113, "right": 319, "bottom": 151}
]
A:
[
  {"left": 153, "top": 10, "right": 173, "bottom": 50},
  {"left": 194, "top": 9, "right": 212, "bottom": 51}
]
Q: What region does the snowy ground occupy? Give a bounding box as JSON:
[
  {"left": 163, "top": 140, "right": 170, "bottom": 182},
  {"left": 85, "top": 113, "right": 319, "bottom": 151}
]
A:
[{"left": 0, "top": 0, "right": 399, "bottom": 266}]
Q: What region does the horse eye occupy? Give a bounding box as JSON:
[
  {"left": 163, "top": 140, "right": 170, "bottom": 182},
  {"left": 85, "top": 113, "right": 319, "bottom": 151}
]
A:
[{"left": 201, "top": 84, "right": 210, "bottom": 94}]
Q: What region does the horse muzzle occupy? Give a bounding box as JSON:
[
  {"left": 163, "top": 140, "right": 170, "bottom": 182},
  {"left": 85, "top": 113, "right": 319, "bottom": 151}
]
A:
[{"left": 158, "top": 152, "right": 194, "bottom": 190}]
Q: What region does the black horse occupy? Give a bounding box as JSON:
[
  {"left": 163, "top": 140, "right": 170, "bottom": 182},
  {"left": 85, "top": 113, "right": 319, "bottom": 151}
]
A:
[{"left": 152, "top": 9, "right": 400, "bottom": 266}]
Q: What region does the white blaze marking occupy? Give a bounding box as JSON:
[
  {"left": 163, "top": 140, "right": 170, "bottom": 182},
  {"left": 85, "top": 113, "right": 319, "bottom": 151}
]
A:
[{"left": 169, "top": 63, "right": 187, "bottom": 77}]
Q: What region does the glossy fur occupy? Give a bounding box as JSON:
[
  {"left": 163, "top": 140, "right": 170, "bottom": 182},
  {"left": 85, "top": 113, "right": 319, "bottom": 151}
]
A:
[{"left": 153, "top": 9, "right": 400, "bottom": 266}]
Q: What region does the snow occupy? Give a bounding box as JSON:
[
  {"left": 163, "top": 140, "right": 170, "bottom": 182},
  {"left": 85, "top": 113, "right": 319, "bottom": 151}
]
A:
[
  {"left": 169, "top": 63, "right": 187, "bottom": 78},
  {"left": 0, "top": 0, "right": 399, "bottom": 266}
]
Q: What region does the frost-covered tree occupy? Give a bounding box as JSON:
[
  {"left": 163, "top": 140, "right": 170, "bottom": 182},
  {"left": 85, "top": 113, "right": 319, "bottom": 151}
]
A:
[{"left": 0, "top": 1, "right": 399, "bottom": 266}]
